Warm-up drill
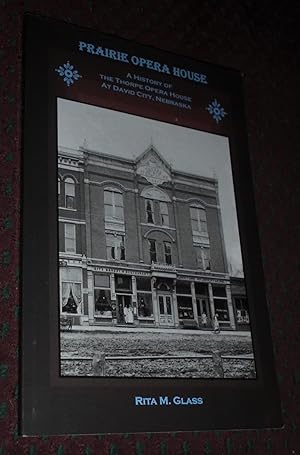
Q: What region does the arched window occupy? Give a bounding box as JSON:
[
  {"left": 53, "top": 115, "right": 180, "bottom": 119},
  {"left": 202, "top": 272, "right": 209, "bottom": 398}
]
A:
[
  {"left": 159, "top": 202, "right": 169, "bottom": 226},
  {"left": 141, "top": 186, "right": 171, "bottom": 227},
  {"left": 164, "top": 241, "right": 172, "bottom": 264},
  {"left": 104, "top": 188, "right": 124, "bottom": 221},
  {"left": 65, "top": 177, "right": 76, "bottom": 209},
  {"left": 148, "top": 239, "right": 157, "bottom": 263},
  {"left": 146, "top": 200, "right": 154, "bottom": 224}
]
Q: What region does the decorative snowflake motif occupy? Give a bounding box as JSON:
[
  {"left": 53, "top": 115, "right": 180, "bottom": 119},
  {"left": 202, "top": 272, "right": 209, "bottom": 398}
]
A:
[
  {"left": 206, "top": 99, "right": 227, "bottom": 123},
  {"left": 55, "top": 61, "right": 82, "bottom": 87}
]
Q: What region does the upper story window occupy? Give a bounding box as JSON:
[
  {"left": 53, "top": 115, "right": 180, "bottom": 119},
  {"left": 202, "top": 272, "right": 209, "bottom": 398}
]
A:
[
  {"left": 195, "top": 246, "right": 210, "bottom": 270},
  {"left": 58, "top": 178, "right": 62, "bottom": 207},
  {"left": 141, "top": 187, "right": 171, "bottom": 227},
  {"left": 145, "top": 200, "right": 155, "bottom": 224},
  {"left": 65, "top": 223, "right": 76, "bottom": 253},
  {"left": 190, "top": 206, "right": 207, "bottom": 233},
  {"left": 164, "top": 241, "right": 172, "bottom": 265},
  {"left": 104, "top": 189, "right": 124, "bottom": 222},
  {"left": 149, "top": 239, "right": 157, "bottom": 263},
  {"left": 65, "top": 177, "right": 76, "bottom": 209},
  {"left": 159, "top": 202, "right": 169, "bottom": 226},
  {"left": 106, "top": 233, "right": 125, "bottom": 260}
]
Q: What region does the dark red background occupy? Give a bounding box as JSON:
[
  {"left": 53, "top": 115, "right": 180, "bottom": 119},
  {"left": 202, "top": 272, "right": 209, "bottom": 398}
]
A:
[{"left": 0, "top": 1, "right": 299, "bottom": 453}]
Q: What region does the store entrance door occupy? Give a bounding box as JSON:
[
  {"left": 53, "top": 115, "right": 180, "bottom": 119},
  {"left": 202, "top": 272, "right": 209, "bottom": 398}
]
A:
[
  {"left": 116, "top": 295, "right": 133, "bottom": 324},
  {"left": 197, "top": 297, "right": 211, "bottom": 328},
  {"left": 158, "top": 294, "right": 174, "bottom": 326}
]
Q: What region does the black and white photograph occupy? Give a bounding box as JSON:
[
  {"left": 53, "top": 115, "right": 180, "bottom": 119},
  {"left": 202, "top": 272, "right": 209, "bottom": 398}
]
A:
[{"left": 58, "top": 98, "right": 256, "bottom": 379}]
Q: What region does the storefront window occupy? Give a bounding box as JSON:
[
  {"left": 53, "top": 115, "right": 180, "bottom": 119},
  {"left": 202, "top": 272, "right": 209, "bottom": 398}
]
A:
[
  {"left": 61, "top": 282, "right": 82, "bottom": 314},
  {"left": 213, "top": 285, "right": 228, "bottom": 321},
  {"left": 94, "top": 289, "right": 112, "bottom": 317},
  {"left": 177, "top": 296, "right": 194, "bottom": 319},
  {"left": 137, "top": 293, "right": 153, "bottom": 317},
  {"left": 235, "top": 297, "right": 249, "bottom": 323},
  {"left": 60, "top": 267, "right": 82, "bottom": 314},
  {"left": 214, "top": 299, "right": 229, "bottom": 321}
]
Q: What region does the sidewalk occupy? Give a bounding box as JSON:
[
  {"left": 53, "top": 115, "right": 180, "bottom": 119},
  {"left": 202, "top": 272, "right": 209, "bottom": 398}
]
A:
[{"left": 68, "top": 324, "right": 252, "bottom": 337}]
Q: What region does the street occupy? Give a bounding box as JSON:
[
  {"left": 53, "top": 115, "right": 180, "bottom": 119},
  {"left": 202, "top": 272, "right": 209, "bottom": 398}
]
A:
[{"left": 60, "top": 330, "right": 256, "bottom": 378}]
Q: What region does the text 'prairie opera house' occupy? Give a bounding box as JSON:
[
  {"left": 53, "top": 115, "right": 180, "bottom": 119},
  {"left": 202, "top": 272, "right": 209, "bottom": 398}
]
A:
[{"left": 58, "top": 145, "right": 250, "bottom": 331}]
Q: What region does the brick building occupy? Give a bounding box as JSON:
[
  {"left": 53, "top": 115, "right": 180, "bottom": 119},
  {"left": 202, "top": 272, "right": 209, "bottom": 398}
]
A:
[{"left": 58, "top": 144, "right": 248, "bottom": 330}]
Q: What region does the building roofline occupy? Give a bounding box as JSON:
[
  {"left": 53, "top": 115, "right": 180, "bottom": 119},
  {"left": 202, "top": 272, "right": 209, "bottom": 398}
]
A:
[
  {"left": 79, "top": 146, "right": 134, "bottom": 165},
  {"left": 172, "top": 169, "right": 217, "bottom": 185},
  {"left": 59, "top": 145, "right": 217, "bottom": 185},
  {"left": 135, "top": 144, "right": 172, "bottom": 170},
  {"left": 58, "top": 146, "right": 84, "bottom": 158}
]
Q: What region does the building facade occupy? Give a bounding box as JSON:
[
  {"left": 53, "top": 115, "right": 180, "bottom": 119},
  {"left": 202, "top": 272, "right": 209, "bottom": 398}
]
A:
[{"left": 58, "top": 144, "right": 249, "bottom": 330}]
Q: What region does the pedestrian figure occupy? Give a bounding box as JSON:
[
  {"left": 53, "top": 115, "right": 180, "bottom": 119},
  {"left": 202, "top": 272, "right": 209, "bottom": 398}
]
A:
[
  {"left": 201, "top": 312, "right": 207, "bottom": 328},
  {"left": 123, "top": 304, "right": 128, "bottom": 323},
  {"left": 214, "top": 314, "right": 220, "bottom": 333},
  {"left": 124, "top": 303, "right": 134, "bottom": 324},
  {"left": 127, "top": 305, "right": 134, "bottom": 324}
]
